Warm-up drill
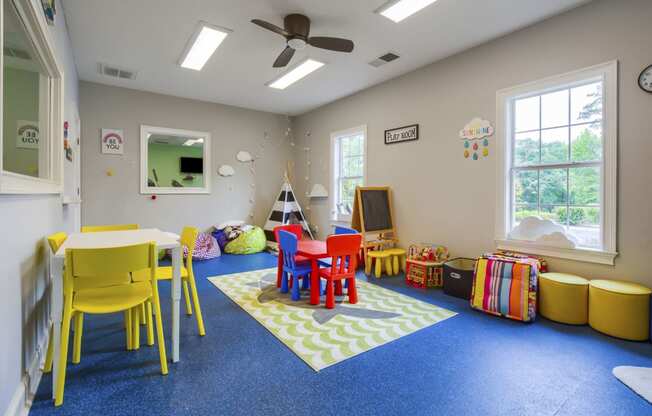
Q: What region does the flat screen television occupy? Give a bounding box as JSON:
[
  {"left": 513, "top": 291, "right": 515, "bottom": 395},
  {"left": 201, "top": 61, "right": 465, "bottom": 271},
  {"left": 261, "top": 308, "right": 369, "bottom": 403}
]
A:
[{"left": 179, "top": 157, "right": 203, "bottom": 174}]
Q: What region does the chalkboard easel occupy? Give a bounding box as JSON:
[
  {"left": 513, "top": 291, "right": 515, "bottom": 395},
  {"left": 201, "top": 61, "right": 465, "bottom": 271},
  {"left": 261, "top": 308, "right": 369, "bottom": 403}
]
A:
[{"left": 351, "top": 186, "right": 398, "bottom": 259}]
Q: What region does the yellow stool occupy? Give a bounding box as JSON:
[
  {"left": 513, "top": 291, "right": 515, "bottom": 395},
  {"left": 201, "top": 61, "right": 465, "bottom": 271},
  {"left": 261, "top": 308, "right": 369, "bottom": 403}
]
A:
[
  {"left": 366, "top": 250, "right": 393, "bottom": 278},
  {"left": 539, "top": 273, "right": 589, "bottom": 325},
  {"left": 385, "top": 248, "right": 406, "bottom": 275},
  {"left": 589, "top": 279, "right": 652, "bottom": 341}
]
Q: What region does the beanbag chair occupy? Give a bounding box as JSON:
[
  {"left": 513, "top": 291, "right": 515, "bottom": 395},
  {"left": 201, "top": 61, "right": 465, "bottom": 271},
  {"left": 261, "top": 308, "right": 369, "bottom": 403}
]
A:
[
  {"left": 189, "top": 232, "right": 221, "bottom": 260},
  {"left": 211, "top": 229, "right": 229, "bottom": 251},
  {"left": 224, "top": 226, "right": 266, "bottom": 255}
]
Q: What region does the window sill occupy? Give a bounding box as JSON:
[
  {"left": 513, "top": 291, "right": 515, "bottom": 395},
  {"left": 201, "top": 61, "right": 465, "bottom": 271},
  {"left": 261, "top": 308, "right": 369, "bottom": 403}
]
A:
[
  {"left": 0, "top": 172, "right": 62, "bottom": 195},
  {"left": 495, "top": 239, "right": 618, "bottom": 265}
]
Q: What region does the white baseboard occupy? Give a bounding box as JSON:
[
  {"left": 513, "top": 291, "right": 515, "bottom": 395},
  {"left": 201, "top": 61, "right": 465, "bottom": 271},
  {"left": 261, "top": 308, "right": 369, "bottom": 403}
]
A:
[
  {"left": 3, "top": 382, "right": 27, "bottom": 416},
  {"left": 3, "top": 324, "right": 50, "bottom": 416}
]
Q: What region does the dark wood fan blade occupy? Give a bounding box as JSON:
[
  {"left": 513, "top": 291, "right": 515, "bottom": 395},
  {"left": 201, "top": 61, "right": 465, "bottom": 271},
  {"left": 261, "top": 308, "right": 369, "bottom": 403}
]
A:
[
  {"left": 308, "top": 37, "right": 354, "bottom": 53},
  {"left": 273, "top": 46, "right": 295, "bottom": 68},
  {"left": 251, "top": 19, "right": 289, "bottom": 37}
]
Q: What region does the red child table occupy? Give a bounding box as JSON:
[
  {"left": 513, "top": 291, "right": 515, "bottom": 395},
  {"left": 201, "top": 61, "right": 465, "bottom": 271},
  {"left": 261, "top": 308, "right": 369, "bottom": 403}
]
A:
[
  {"left": 276, "top": 240, "right": 345, "bottom": 305},
  {"left": 296, "top": 240, "right": 330, "bottom": 305}
]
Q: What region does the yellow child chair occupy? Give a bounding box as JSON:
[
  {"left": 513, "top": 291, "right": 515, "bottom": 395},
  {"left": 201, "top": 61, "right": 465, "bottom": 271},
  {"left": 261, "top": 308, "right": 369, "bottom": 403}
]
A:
[
  {"left": 81, "top": 223, "right": 139, "bottom": 233},
  {"left": 44, "top": 232, "right": 140, "bottom": 372},
  {"left": 81, "top": 224, "right": 147, "bottom": 349},
  {"left": 55, "top": 242, "right": 168, "bottom": 406},
  {"left": 136, "top": 227, "right": 205, "bottom": 337},
  {"left": 43, "top": 233, "right": 68, "bottom": 373}
]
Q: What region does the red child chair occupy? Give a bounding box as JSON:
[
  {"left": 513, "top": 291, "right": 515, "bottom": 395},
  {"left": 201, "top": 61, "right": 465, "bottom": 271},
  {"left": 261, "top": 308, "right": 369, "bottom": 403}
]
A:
[
  {"left": 318, "top": 234, "right": 362, "bottom": 309},
  {"left": 274, "top": 224, "right": 308, "bottom": 288}
]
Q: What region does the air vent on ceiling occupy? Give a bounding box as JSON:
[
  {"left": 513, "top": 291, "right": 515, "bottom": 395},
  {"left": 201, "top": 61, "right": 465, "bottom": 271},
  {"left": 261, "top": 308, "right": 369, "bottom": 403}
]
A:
[
  {"left": 98, "top": 63, "right": 137, "bottom": 80},
  {"left": 3, "top": 47, "right": 31, "bottom": 60},
  {"left": 369, "top": 52, "right": 400, "bottom": 68}
]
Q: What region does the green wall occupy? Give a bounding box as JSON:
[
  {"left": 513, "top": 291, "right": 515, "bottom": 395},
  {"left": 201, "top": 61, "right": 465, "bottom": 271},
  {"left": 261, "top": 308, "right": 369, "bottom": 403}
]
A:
[
  {"left": 3, "top": 67, "right": 40, "bottom": 177},
  {"left": 147, "top": 143, "right": 204, "bottom": 187}
]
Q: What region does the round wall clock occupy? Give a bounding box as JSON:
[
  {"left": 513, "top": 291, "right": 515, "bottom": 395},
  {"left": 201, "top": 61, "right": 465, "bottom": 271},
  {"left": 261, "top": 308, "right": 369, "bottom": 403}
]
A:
[{"left": 639, "top": 65, "right": 652, "bottom": 93}]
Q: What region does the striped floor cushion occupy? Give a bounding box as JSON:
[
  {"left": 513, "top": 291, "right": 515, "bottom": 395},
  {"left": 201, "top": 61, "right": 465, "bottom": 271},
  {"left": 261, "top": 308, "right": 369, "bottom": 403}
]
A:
[{"left": 470, "top": 254, "right": 540, "bottom": 322}]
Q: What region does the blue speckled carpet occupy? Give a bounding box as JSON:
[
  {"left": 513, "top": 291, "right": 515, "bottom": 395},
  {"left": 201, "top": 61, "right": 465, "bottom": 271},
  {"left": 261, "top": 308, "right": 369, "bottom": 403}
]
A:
[{"left": 30, "top": 253, "right": 652, "bottom": 415}]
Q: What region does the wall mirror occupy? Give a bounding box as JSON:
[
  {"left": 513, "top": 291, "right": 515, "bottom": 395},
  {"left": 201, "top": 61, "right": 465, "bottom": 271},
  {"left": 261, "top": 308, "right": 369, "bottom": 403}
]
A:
[
  {"left": 1, "top": 0, "right": 63, "bottom": 194},
  {"left": 140, "top": 125, "right": 211, "bottom": 194}
]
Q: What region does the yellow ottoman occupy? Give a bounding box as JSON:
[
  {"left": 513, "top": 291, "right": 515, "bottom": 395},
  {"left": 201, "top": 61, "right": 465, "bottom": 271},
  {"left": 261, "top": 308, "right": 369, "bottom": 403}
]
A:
[
  {"left": 539, "top": 273, "right": 589, "bottom": 325},
  {"left": 366, "top": 250, "right": 393, "bottom": 278},
  {"left": 589, "top": 280, "right": 652, "bottom": 341},
  {"left": 385, "top": 248, "right": 407, "bottom": 275}
]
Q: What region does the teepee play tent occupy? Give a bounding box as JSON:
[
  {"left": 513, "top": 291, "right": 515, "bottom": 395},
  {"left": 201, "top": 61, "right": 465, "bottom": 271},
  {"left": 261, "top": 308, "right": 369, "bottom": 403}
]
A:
[{"left": 263, "top": 176, "right": 314, "bottom": 247}]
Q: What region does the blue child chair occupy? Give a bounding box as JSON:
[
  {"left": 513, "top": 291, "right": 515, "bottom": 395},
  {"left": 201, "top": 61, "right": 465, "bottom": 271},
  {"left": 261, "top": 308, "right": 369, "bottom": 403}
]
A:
[
  {"left": 334, "top": 226, "right": 358, "bottom": 235},
  {"left": 278, "top": 230, "right": 313, "bottom": 301}
]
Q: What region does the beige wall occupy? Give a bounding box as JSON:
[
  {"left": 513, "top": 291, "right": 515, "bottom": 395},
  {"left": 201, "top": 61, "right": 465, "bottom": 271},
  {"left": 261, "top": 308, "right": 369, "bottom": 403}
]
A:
[
  {"left": 79, "top": 82, "right": 294, "bottom": 233},
  {"left": 292, "top": 0, "right": 652, "bottom": 285}
]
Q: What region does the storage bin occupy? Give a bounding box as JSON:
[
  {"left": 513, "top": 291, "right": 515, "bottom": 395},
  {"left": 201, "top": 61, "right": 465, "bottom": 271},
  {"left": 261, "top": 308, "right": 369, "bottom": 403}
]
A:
[{"left": 443, "top": 258, "right": 476, "bottom": 300}]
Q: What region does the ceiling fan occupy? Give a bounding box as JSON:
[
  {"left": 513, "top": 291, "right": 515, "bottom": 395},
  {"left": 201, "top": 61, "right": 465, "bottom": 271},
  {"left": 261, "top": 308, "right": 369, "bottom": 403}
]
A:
[{"left": 251, "top": 14, "right": 354, "bottom": 68}]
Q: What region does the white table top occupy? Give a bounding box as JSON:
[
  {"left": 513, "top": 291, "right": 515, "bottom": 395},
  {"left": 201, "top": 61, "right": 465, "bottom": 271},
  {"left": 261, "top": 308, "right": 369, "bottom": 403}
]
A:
[{"left": 54, "top": 228, "right": 180, "bottom": 258}]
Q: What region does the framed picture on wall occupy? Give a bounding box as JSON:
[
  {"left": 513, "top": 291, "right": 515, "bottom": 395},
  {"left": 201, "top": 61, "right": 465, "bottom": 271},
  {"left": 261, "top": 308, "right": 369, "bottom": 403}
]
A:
[{"left": 101, "top": 128, "right": 124, "bottom": 154}]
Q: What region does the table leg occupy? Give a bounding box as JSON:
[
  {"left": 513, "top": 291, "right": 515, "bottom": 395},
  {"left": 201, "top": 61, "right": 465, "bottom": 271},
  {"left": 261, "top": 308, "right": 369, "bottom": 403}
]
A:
[
  {"left": 171, "top": 246, "right": 181, "bottom": 363},
  {"left": 335, "top": 281, "right": 343, "bottom": 296},
  {"left": 310, "top": 258, "right": 320, "bottom": 305},
  {"left": 51, "top": 256, "right": 64, "bottom": 400}
]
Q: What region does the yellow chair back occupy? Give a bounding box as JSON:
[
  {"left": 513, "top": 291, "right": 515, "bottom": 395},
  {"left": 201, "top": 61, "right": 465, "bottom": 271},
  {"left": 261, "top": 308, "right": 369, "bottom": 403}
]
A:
[
  {"left": 81, "top": 224, "right": 139, "bottom": 233},
  {"left": 65, "top": 242, "right": 157, "bottom": 293},
  {"left": 180, "top": 226, "right": 199, "bottom": 257},
  {"left": 180, "top": 226, "right": 199, "bottom": 273},
  {"left": 47, "top": 232, "right": 68, "bottom": 254}
]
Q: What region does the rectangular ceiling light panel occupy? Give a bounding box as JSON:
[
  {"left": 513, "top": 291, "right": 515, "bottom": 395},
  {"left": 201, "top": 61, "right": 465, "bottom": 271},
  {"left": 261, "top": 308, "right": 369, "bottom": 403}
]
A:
[
  {"left": 268, "top": 59, "right": 325, "bottom": 90},
  {"left": 377, "top": 0, "right": 439, "bottom": 23},
  {"left": 180, "top": 23, "right": 231, "bottom": 70}
]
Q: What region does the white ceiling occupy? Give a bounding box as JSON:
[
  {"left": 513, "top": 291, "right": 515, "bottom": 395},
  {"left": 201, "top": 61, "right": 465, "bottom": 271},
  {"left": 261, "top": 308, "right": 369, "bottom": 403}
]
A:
[{"left": 62, "top": 0, "right": 591, "bottom": 116}]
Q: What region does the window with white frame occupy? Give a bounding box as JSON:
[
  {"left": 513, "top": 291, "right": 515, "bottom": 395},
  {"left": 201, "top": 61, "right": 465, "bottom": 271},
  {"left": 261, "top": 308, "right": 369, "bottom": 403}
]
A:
[
  {"left": 496, "top": 62, "right": 617, "bottom": 265},
  {"left": 330, "top": 125, "right": 366, "bottom": 222}
]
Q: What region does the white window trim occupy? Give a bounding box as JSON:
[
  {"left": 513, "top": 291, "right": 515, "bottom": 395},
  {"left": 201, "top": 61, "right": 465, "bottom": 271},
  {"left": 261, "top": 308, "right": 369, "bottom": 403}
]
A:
[
  {"left": 0, "top": 0, "right": 64, "bottom": 194},
  {"left": 330, "top": 125, "right": 367, "bottom": 223},
  {"left": 139, "top": 125, "right": 212, "bottom": 195},
  {"left": 495, "top": 61, "right": 618, "bottom": 265}
]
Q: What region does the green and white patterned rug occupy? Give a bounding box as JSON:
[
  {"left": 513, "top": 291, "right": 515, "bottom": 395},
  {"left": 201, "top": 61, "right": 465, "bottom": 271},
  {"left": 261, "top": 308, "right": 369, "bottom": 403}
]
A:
[{"left": 208, "top": 268, "right": 456, "bottom": 371}]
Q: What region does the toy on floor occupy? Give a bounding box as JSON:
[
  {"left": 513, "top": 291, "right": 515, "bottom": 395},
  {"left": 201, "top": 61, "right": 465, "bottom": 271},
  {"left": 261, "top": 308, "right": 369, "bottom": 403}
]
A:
[
  {"left": 405, "top": 244, "right": 450, "bottom": 289},
  {"left": 262, "top": 173, "right": 314, "bottom": 249}
]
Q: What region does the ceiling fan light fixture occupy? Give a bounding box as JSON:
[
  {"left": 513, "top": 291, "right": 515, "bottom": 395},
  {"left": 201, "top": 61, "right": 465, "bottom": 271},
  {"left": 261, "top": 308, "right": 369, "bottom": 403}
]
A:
[
  {"left": 179, "top": 22, "right": 231, "bottom": 71},
  {"left": 287, "top": 38, "right": 307, "bottom": 50},
  {"left": 377, "top": 0, "right": 439, "bottom": 23},
  {"left": 268, "top": 59, "right": 325, "bottom": 90}
]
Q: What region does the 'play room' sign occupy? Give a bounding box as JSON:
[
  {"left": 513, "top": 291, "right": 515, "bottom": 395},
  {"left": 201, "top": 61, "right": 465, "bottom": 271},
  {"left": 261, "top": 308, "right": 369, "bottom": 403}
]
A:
[{"left": 384, "top": 124, "right": 419, "bottom": 145}]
